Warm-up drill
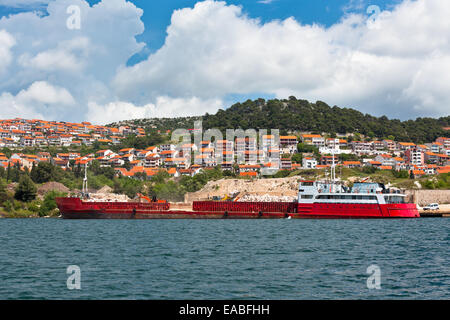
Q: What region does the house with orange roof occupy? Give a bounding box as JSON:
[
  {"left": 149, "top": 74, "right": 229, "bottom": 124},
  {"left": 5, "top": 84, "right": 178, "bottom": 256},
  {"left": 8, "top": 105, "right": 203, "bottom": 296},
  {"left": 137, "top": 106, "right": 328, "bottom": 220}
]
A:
[
  {"left": 240, "top": 150, "right": 262, "bottom": 165},
  {"left": 20, "top": 136, "right": 35, "bottom": 147},
  {"left": 398, "top": 142, "right": 416, "bottom": 151},
  {"left": 219, "top": 161, "right": 233, "bottom": 171},
  {"left": 382, "top": 139, "right": 396, "bottom": 151},
  {"left": 165, "top": 158, "right": 189, "bottom": 169},
  {"left": 424, "top": 152, "right": 442, "bottom": 165},
  {"left": 240, "top": 171, "right": 258, "bottom": 178},
  {"left": 52, "top": 157, "right": 70, "bottom": 168},
  {"left": 280, "top": 135, "right": 298, "bottom": 153},
  {"left": 199, "top": 147, "right": 215, "bottom": 158},
  {"left": 215, "top": 140, "right": 233, "bottom": 155},
  {"left": 371, "top": 141, "right": 384, "bottom": 151},
  {"left": 410, "top": 169, "right": 426, "bottom": 179},
  {"left": 194, "top": 154, "right": 215, "bottom": 167},
  {"left": 159, "top": 144, "right": 176, "bottom": 152},
  {"left": 301, "top": 134, "right": 324, "bottom": 148},
  {"left": 280, "top": 157, "right": 292, "bottom": 170},
  {"left": 343, "top": 161, "right": 362, "bottom": 168},
  {"left": 160, "top": 150, "right": 177, "bottom": 161},
  {"left": 351, "top": 141, "right": 373, "bottom": 155},
  {"left": 238, "top": 164, "right": 260, "bottom": 174},
  {"left": 374, "top": 154, "right": 396, "bottom": 167},
  {"left": 369, "top": 161, "right": 382, "bottom": 168},
  {"left": 145, "top": 146, "right": 159, "bottom": 153},
  {"left": 393, "top": 157, "right": 407, "bottom": 170},
  {"left": 144, "top": 154, "right": 161, "bottom": 168},
  {"left": 118, "top": 148, "right": 136, "bottom": 156},
  {"left": 436, "top": 137, "right": 450, "bottom": 149},
  {"left": 436, "top": 166, "right": 450, "bottom": 174},
  {"left": 428, "top": 142, "right": 442, "bottom": 154},
  {"left": 405, "top": 148, "right": 424, "bottom": 166},
  {"left": 302, "top": 157, "right": 317, "bottom": 169},
  {"left": 96, "top": 149, "right": 115, "bottom": 159},
  {"left": 234, "top": 137, "right": 257, "bottom": 154}
]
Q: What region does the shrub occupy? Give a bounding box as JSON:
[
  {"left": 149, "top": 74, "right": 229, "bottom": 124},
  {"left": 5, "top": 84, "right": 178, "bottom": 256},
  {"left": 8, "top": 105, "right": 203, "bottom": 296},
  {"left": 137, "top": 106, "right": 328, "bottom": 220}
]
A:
[
  {"left": 3, "top": 200, "right": 13, "bottom": 212},
  {"left": 39, "top": 191, "right": 67, "bottom": 217},
  {"left": 14, "top": 176, "right": 37, "bottom": 202}
]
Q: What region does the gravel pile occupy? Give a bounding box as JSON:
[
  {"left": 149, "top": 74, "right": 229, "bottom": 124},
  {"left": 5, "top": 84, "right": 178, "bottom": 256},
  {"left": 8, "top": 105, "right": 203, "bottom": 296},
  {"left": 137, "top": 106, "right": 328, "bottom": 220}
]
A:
[{"left": 37, "top": 182, "right": 70, "bottom": 196}]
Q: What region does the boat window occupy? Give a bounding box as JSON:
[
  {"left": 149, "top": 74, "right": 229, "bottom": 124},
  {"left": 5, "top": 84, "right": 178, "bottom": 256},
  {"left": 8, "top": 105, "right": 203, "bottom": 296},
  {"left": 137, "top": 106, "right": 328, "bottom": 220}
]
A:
[
  {"left": 316, "top": 195, "right": 377, "bottom": 201},
  {"left": 384, "top": 196, "right": 406, "bottom": 204},
  {"left": 301, "top": 195, "right": 314, "bottom": 199},
  {"left": 301, "top": 182, "right": 314, "bottom": 186}
]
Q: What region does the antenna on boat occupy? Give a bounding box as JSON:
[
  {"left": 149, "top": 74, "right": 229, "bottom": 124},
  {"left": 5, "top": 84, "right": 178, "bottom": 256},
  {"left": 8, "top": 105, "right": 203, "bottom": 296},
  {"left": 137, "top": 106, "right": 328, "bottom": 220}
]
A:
[
  {"left": 331, "top": 149, "right": 336, "bottom": 192},
  {"left": 82, "top": 162, "right": 89, "bottom": 198}
]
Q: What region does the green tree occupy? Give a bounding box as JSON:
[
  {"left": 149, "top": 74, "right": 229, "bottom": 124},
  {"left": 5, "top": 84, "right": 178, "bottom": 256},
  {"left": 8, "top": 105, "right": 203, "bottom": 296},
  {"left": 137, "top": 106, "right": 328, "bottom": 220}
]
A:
[
  {"left": 30, "top": 162, "right": 54, "bottom": 184},
  {"left": 39, "top": 191, "right": 67, "bottom": 217},
  {"left": 14, "top": 175, "right": 37, "bottom": 202},
  {"left": 0, "top": 179, "right": 8, "bottom": 205},
  {"left": 291, "top": 153, "right": 302, "bottom": 164},
  {"left": 6, "top": 163, "right": 11, "bottom": 182}
]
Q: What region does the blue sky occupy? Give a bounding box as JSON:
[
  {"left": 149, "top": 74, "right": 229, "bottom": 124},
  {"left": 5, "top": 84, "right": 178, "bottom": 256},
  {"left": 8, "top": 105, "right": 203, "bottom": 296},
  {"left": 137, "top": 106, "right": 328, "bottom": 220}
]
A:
[
  {"left": 0, "top": 0, "right": 447, "bottom": 123},
  {"left": 0, "top": 0, "right": 403, "bottom": 64}
]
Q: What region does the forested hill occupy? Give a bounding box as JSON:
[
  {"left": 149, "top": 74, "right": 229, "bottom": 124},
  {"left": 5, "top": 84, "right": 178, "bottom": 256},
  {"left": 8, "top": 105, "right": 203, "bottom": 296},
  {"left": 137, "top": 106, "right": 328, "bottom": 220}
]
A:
[{"left": 112, "top": 97, "right": 450, "bottom": 143}]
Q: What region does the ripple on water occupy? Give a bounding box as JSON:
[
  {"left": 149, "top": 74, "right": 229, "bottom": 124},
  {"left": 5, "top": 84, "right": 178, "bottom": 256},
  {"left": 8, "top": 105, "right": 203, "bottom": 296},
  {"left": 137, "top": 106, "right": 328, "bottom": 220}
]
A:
[{"left": 0, "top": 218, "right": 448, "bottom": 299}]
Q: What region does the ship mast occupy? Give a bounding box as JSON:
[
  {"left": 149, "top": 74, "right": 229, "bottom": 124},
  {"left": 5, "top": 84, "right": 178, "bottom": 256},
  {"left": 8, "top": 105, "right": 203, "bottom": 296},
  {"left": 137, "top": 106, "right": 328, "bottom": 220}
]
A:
[
  {"left": 82, "top": 163, "right": 89, "bottom": 198},
  {"left": 331, "top": 149, "right": 336, "bottom": 193}
]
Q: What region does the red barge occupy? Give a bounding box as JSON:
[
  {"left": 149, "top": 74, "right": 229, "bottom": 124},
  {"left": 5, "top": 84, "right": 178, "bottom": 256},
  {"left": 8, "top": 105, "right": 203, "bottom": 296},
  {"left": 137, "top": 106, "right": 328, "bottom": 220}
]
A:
[{"left": 56, "top": 181, "right": 419, "bottom": 219}]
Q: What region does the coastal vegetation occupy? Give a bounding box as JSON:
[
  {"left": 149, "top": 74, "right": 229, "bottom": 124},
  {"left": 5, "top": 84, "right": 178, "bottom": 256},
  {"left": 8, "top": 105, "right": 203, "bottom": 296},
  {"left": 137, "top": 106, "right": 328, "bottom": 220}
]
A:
[
  {"left": 111, "top": 97, "right": 450, "bottom": 144},
  {"left": 1, "top": 159, "right": 448, "bottom": 218}
]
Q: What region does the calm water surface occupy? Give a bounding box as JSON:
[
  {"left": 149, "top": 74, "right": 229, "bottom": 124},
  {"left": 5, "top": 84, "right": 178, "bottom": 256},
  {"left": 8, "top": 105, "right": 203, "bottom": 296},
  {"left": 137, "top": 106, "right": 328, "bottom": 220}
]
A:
[{"left": 0, "top": 219, "right": 448, "bottom": 299}]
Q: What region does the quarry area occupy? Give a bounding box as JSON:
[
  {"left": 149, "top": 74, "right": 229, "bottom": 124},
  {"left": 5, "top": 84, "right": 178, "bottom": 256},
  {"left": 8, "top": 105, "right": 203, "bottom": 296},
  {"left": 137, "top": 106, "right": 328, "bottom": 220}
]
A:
[
  {"left": 184, "top": 177, "right": 301, "bottom": 203},
  {"left": 183, "top": 177, "right": 450, "bottom": 210}
]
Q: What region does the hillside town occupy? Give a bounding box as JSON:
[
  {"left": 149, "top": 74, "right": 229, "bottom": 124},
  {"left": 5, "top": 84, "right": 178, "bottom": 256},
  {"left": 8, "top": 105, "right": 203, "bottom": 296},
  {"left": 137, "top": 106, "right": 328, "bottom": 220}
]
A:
[{"left": 0, "top": 118, "right": 449, "bottom": 180}]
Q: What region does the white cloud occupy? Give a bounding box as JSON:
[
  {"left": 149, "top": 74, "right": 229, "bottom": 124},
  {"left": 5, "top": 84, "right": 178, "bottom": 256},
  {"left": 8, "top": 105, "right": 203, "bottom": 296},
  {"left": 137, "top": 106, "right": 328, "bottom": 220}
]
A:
[
  {"left": 18, "top": 37, "right": 90, "bottom": 72},
  {"left": 114, "top": 0, "right": 450, "bottom": 119},
  {"left": 0, "top": 0, "right": 449, "bottom": 124},
  {"left": 0, "top": 81, "right": 74, "bottom": 119},
  {"left": 0, "top": 0, "right": 53, "bottom": 8},
  {"left": 0, "top": 0, "right": 145, "bottom": 120},
  {"left": 87, "top": 96, "right": 223, "bottom": 124},
  {"left": 0, "top": 30, "right": 15, "bottom": 73},
  {"left": 0, "top": 0, "right": 51, "bottom": 7}
]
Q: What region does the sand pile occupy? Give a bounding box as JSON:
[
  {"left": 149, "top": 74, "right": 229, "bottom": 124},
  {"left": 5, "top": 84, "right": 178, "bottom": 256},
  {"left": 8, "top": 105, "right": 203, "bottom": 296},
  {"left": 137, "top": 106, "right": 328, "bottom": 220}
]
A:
[
  {"left": 92, "top": 185, "right": 129, "bottom": 202},
  {"left": 185, "top": 177, "right": 302, "bottom": 203},
  {"left": 37, "top": 182, "right": 70, "bottom": 196}
]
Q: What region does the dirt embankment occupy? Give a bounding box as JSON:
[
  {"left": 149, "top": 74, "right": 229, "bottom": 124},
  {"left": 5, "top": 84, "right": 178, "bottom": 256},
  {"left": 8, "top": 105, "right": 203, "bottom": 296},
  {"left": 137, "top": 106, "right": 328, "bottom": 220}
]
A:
[
  {"left": 184, "top": 177, "right": 302, "bottom": 203},
  {"left": 37, "top": 182, "right": 70, "bottom": 197}
]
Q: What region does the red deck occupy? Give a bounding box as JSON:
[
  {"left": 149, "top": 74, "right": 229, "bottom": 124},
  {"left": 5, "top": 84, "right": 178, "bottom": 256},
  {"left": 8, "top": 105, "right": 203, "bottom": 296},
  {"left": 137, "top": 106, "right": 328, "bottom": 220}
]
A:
[{"left": 56, "top": 198, "right": 419, "bottom": 219}]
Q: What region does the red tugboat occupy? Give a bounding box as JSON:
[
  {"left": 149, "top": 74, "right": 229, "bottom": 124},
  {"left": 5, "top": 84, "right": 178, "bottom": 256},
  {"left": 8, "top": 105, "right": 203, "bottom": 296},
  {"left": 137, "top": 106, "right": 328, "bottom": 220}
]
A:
[{"left": 56, "top": 162, "right": 419, "bottom": 219}]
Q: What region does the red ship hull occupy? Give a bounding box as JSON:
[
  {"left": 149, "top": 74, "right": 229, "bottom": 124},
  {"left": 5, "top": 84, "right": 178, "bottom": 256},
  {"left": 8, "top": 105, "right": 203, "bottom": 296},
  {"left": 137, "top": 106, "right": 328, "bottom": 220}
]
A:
[{"left": 56, "top": 198, "right": 419, "bottom": 219}]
